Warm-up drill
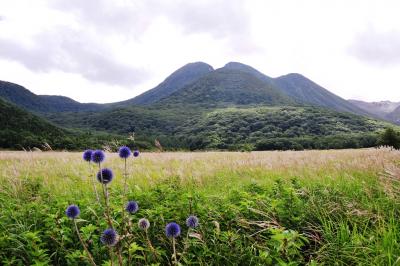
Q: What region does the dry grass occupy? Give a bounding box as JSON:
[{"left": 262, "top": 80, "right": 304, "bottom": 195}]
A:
[{"left": 1, "top": 148, "right": 399, "bottom": 197}]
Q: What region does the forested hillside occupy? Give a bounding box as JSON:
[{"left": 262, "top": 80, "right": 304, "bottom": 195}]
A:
[{"left": 0, "top": 62, "right": 398, "bottom": 150}]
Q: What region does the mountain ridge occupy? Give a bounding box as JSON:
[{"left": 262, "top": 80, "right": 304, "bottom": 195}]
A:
[
  {"left": 349, "top": 99, "right": 400, "bottom": 124},
  {"left": 0, "top": 80, "right": 104, "bottom": 113},
  {"left": 1, "top": 61, "right": 398, "bottom": 126},
  {"left": 115, "top": 62, "right": 214, "bottom": 106},
  {"left": 157, "top": 67, "right": 293, "bottom": 107}
]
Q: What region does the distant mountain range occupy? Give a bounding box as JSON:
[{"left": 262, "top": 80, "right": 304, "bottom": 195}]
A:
[
  {"left": 0, "top": 61, "right": 398, "bottom": 150},
  {"left": 0, "top": 81, "right": 104, "bottom": 113},
  {"left": 349, "top": 100, "right": 400, "bottom": 124}
]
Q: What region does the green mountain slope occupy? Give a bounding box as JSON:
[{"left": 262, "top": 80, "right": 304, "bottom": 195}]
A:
[
  {"left": 274, "top": 73, "right": 370, "bottom": 115},
  {"left": 116, "top": 62, "right": 214, "bottom": 106},
  {"left": 175, "top": 106, "right": 389, "bottom": 150},
  {"left": 0, "top": 98, "right": 67, "bottom": 149},
  {"left": 44, "top": 104, "right": 391, "bottom": 151},
  {"left": 0, "top": 80, "right": 104, "bottom": 113},
  {"left": 158, "top": 67, "right": 293, "bottom": 107},
  {"left": 214, "top": 62, "right": 369, "bottom": 116}
]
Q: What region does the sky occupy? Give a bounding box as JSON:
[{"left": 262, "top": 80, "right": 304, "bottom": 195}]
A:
[{"left": 0, "top": 0, "right": 399, "bottom": 103}]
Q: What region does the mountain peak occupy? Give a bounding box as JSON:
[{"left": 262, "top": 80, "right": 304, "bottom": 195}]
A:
[
  {"left": 172, "top": 62, "right": 214, "bottom": 75},
  {"left": 118, "top": 62, "right": 214, "bottom": 105},
  {"left": 223, "top": 62, "right": 263, "bottom": 73},
  {"left": 222, "top": 62, "right": 273, "bottom": 83},
  {"left": 183, "top": 61, "right": 213, "bottom": 69},
  {"left": 278, "top": 73, "right": 307, "bottom": 80},
  {"left": 224, "top": 61, "right": 252, "bottom": 68}
]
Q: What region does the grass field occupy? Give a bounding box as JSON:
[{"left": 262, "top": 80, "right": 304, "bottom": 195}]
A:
[{"left": 0, "top": 149, "right": 399, "bottom": 265}]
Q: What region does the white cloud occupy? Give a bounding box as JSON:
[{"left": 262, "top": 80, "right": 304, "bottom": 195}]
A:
[
  {"left": 0, "top": 0, "right": 399, "bottom": 103},
  {"left": 349, "top": 28, "right": 400, "bottom": 66}
]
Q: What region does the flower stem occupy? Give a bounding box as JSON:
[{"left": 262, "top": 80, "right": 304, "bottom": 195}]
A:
[
  {"left": 98, "top": 163, "right": 113, "bottom": 228},
  {"left": 172, "top": 237, "right": 177, "bottom": 265},
  {"left": 121, "top": 158, "right": 128, "bottom": 232},
  {"left": 89, "top": 161, "right": 100, "bottom": 204},
  {"left": 73, "top": 219, "right": 96, "bottom": 266},
  {"left": 145, "top": 230, "right": 157, "bottom": 258},
  {"left": 109, "top": 247, "right": 114, "bottom": 266}
]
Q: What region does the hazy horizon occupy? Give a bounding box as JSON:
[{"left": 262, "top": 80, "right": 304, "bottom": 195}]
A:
[{"left": 1, "top": 0, "right": 400, "bottom": 103}]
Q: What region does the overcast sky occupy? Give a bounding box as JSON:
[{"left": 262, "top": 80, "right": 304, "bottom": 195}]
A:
[{"left": 0, "top": 0, "right": 399, "bottom": 103}]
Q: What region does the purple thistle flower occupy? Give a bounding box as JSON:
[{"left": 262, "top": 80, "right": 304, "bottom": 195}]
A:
[
  {"left": 97, "top": 168, "right": 114, "bottom": 184},
  {"left": 125, "top": 201, "right": 139, "bottom": 214},
  {"left": 91, "top": 150, "right": 105, "bottom": 163},
  {"left": 118, "top": 146, "right": 131, "bottom": 159},
  {"left": 100, "top": 228, "right": 118, "bottom": 246},
  {"left": 138, "top": 218, "right": 150, "bottom": 230},
  {"left": 186, "top": 215, "right": 199, "bottom": 228},
  {"left": 82, "top": 150, "right": 93, "bottom": 162},
  {"left": 65, "top": 204, "right": 80, "bottom": 219},
  {"left": 133, "top": 150, "right": 140, "bottom": 157},
  {"left": 165, "top": 222, "right": 181, "bottom": 238}
]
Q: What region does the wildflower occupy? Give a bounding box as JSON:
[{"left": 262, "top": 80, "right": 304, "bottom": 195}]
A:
[
  {"left": 186, "top": 215, "right": 199, "bottom": 228},
  {"left": 83, "top": 150, "right": 93, "bottom": 162},
  {"left": 97, "top": 168, "right": 114, "bottom": 184},
  {"left": 138, "top": 218, "right": 150, "bottom": 230},
  {"left": 100, "top": 228, "right": 118, "bottom": 246},
  {"left": 165, "top": 222, "right": 181, "bottom": 238},
  {"left": 118, "top": 146, "right": 131, "bottom": 159},
  {"left": 66, "top": 204, "right": 80, "bottom": 219},
  {"left": 91, "top": 150, "right": 105, "bottom": 163},
  {"left": 133, "top": 150, "right": 140, "bottom": 157},
  {"left": 126, "top": 201, "right": 139, "bottom": 214}
]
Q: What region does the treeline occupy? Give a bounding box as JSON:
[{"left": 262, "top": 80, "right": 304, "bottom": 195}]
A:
[{"left": 2, "top": 97, "right": 399, "bottom": 151}]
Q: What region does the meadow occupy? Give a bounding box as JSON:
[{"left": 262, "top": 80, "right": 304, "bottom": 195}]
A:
[{"left": 0, "top": 148, "right": 399, "bottom": 265}]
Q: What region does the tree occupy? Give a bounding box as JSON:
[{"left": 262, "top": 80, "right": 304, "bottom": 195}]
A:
[{"left": 380, "top": 128, "right": 400, "bottom": 149}]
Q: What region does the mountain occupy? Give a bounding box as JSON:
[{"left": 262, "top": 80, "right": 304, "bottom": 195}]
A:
[
  {"left": 0, "top": 97, "right": 67, "bottom": 149},
  {"left": 158, "top": 66, "right": 293, "bottom": 107},
  {"left": 386, "top": 105, "right": 400, "bottom": 124},
  {"left": 207, "top": 62, "right": 370, "bottom": 116},
  {"left": 223, "top": 62, "right": 275, "bottom": 84},
  {"left": 349, "top": 100, "right": 400, "bottom": 118},
  {"left": 175, "top": 106, "right": 389, "bottom": 150},
  {"left": 0, "top": 80, "right": 104, "bottom": 113},
  {"left": 116, "top": 62, "right": 214, "bottom": 106},
  {"left": 349, "top": 100, "right": 400, "bottom": 124},
  {"left": 1, "top": 61, "right": 398, "bottom": 151},
  {"left": 274, "top": 73, "right": 370, "bottom": 116}
]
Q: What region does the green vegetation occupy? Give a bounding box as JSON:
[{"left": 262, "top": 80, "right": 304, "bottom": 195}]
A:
[
  {"left": 0, "top": 98, "right": 139, "bottom": 151},
  {"left": 380, "top": 128, "right": 400, "bottom": 149},
  {"left": 0, "top": 93, "right": 396, "bottom": 151},
  {"left": 43, "top": 105, "right": 394, "bottom": 151},
  {"left": 1, "top": 62, "right": 399, "bottom": 151},
  {"left": 0, "top": 149, "right": 399, "bottom": 265},
  {"left": 175, "top": 106, "right": 387, "bottom": 150},
  {"left": 159, "top": 68, "right": 293, "bottom": 107}
]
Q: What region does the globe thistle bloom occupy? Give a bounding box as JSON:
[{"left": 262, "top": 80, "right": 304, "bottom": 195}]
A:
[
  {"left": 91, "top": 150, "right": 105, "bottom": 163},
  {"left": 100, "top": 228, "right": 118, "bottom": 246},
  {"left": 97, "top": 168, "right": 114, "bottom": 184},
  {"left": 65, "top": 204, "right": 80, "bottom": 219},
  {"left": 118, "top": 146, "right": 131, "bottom": 159},
  {"left": 165, "top": 222, "right": 181, "bottom": 238},
  {"left": 133, "top": 150, "right": 140, "bottom": 157},
  {"left": 82, "top": 149, "right": 93, "bottom": 162},
  {"left": 125, "top": 201, "right": 139, "bottom": 214},
  {"left": 186, "top": 215, "right": 199, "bottom": 228},
  {"left": 138, "top": 218, "right": 150, "bottom": 230}
]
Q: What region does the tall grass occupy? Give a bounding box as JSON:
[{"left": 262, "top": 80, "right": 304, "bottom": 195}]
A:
[{"left": 0, "top": 148, "right": 399, "bottom": 265}]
